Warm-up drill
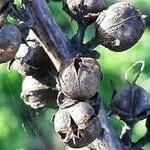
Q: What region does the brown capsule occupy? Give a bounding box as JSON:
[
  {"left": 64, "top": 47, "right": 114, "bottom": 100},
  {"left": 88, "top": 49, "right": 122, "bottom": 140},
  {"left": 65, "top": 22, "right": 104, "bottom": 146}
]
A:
[
  {"left": 64, "top": 0, "right": 107, "bottom": 14},
  {"left": 59, "top": 57, "right": 102, "bottom": 100},
  {"left": 54, "top": 101, "right": 101, "bottom": 148},
  {"left": 95, "top": 2, "right": 145, "bottom": 51},
  {"left": 63, "top": 0, "right": 107, "bottom": 23},
  {"left": 12, "top": 43, "right": 56, "bottom": 76},
  {"left": 0, "top": 24, "right": 22, "bottom": 63},
  {"left": 12, "top": 30, "right": 57, "bottom": 76},
  {"left": 57, "top": 91, "right": 101, "bottom": 116},
  {"left": 21, "top": 75, "right": 58, "bottom": 109},
  {"left": 12, "top": 44, "right": 34, "bottom": 75},
  {"left": 110, "top": 84, "right": 150, "bottom": 125}
]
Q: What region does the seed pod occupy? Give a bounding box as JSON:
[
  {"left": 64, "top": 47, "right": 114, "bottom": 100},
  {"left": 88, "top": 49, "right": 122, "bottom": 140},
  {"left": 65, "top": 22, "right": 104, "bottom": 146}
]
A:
[
  {"left": 59, "top": 56, "right": 102, "bottom": 100},
  {"left": 64, "top": 0, "right": 107, "bottom": 14},
  {"left": 54, "top": 101, "right": 101, "bottom": 148},
  {"left": 57, "top": 91, "right": 101, "bottom": 116},
  {"left": 95, "top": 2, "right": 145, "bottom": 51},
  {"left": 63, "top": 0, "right": 107, "bottom": 23},
  {"left": 21, "top": 75, "right": 58, "bottom": 109},
  {"left": 12, "top": 29, "right": 57, "bottom": 76},
  {"left": 110, "top": 84, "right": 150, "bottom": 125},
  {"left": 12, "top": 44, "right": 37, "bottom": 76},
  {"left": 12, "top": 44, "right": 56, "bottom": 76},
  {"left": 0, "top": 24, "right": 22, "bottom": 63}
]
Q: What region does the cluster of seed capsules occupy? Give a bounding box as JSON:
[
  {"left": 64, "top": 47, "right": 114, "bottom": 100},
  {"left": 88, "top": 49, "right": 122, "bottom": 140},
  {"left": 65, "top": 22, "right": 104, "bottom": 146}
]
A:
[
  {"left": 62, "top": 0, "right": 145, "bottom": 52},
  {"left": 53, "top": 56, "right": 103, "bottom": 148},
  {"left": 0, "top": 0, "right": 148, "bottom": 148},
  {"left": 12, "top": 33, "right": 59, "bottom": 110},
  {"left": 0, "top": 1, "right": 57, "bottom": 110},
  {"left": 0, "top": 0, "right": 146, "bottom": 63}
]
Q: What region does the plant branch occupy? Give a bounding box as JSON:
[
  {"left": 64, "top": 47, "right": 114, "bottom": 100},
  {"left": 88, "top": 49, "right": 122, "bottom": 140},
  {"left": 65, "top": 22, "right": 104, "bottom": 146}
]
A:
[
  {"left": 18, "top": 0, "right": 122, "bottom": 149},
  {"left": 84, "top": 36, "right": 100, "bottom": 52},
  {"left": 71, "top": 23, "right": 86, "bottom": 50},
  {"left": 96, "top": 103, "right": 122, "bottom": 150}
]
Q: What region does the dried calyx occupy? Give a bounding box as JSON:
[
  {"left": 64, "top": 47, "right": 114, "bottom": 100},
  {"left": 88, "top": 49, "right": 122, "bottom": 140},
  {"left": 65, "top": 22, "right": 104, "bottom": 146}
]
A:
[
  {"left": 12, "top": 43, "right": 56, "bottom": 76},
  {"left": 21, "top": 75, "right": 58, "bottom": 109},
  {"left": 110, "top": 61, "right": 150, "bottom": 125},
  {"left": 95, "top": 2, "right": 145, "bottom": 51},
  {"left": 110, "top": 84, "right": 150, "bottom": 125},
  {"left": 59, "top": 56, "right": 102, "bottom": 100},
  {"left": 0, "top": 24, "right": 22, "bottom": 63},
  {"left": 12, "top": 30, "right": 59, "bottom": 109},
  {"left": 63, "top": 0, "right": 107, "bottom": 23},
  {"left": 54, "top": 101, "right": 101, "bottom": 148},
  {"left": 12, "top": 30, "right": 58, "bottom": 77}
]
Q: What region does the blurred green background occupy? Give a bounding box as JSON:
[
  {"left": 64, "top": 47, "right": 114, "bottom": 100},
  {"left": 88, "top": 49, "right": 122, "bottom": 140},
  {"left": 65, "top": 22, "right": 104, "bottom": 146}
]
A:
[{"left": 0, "top": 0, "right": 150, "bottom": 149}]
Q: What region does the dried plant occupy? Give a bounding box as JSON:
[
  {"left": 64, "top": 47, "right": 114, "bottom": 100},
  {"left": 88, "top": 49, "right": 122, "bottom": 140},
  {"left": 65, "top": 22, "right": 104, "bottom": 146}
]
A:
[{"left": 0, "top": 0, "right": 149, "bottom": 149}]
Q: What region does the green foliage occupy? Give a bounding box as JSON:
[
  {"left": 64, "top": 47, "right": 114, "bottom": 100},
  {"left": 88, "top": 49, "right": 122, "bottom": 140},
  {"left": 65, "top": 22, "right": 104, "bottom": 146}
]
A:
[
  {"left": 7, "top": 15, "right": 20, "bottom": 25},
  {"left": 13, "top": 0, "right": 23, "bottom": 10}
]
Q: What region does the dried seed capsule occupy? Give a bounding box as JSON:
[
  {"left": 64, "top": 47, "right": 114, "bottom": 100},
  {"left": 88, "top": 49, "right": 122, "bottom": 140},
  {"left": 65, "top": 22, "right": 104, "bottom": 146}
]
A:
[
  {"left": 0, "top": 24, "right": 22, "bottom": 63},
  {"left": 110, "top": 84, "right": 150, "bottom": 125},
  {"left": 64, "top": 0, "right": 107, "bottom": 14},
  {"left": 59, "top": 57, "right": 102, "bottom": 100},
  {"left": 12, "top": 44, "right": 57, "bottom": 76},
  {"left": 21, "top": 75, "right": 58, "bottom": 109},
  {"left": 54, "top": 101, "right": 101, "bottom": 148},
  {"left": 12, "top": 44, "right": 38, "bottom": 76},
  {"left": 57, "top": 91, "right": 101, "bottom": 116},
  {"left": 63, "top": 0, "right": 107, "bottom": 23},
  {"left": 95, "top": 2, "right": 145, "bottom": 51},
  {"left": 12, "top": 30, "right": 57, "bottom": 76}
]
